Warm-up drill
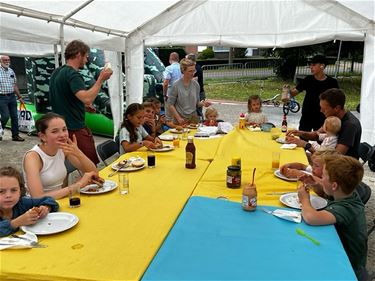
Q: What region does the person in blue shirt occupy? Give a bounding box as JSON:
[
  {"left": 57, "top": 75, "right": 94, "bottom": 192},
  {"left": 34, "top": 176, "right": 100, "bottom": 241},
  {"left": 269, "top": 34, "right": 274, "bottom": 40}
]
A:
[{"left": 0, "top": 166, "right": 59, "bottom": 237}]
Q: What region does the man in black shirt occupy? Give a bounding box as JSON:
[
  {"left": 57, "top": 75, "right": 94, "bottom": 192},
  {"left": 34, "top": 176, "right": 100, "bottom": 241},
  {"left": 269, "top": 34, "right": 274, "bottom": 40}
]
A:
[{"left": 291, "top": 55, "right": 338, "bottom": 131}]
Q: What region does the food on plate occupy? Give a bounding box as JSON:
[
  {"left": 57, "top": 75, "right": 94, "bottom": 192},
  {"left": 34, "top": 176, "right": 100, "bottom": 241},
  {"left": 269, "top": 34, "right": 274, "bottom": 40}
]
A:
[
  {"left": 175, "top": 126, "right": 183, "bottom": 131},
  {"left": 86, "top": 187, "right": 103, "bottom": 192},
  {"left": 132, "top": 160, "right": 145, "bottom": 167},
  {"left": 117, "top": 160, "right": 127, "bottom": 167},
  {"left": 189, "top": 123, "right": 199, "bottom": 128},
  {"left": 155, "top": 142, "right": 163, "bottom": 149},
  {"left": 92, "top": 176, "right": 105, "bottom": 187}
]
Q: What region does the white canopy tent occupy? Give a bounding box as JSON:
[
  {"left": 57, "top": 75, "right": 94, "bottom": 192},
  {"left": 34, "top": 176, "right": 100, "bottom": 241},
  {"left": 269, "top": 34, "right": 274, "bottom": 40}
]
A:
[{"left": 0, "top": 0, "right": 374, "bottom": 143}]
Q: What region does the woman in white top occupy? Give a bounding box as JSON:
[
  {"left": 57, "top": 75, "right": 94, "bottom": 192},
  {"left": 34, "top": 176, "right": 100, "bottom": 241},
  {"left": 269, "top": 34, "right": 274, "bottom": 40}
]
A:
[{"left": 23, "top": 113, "right": 98, "bottom": 199}]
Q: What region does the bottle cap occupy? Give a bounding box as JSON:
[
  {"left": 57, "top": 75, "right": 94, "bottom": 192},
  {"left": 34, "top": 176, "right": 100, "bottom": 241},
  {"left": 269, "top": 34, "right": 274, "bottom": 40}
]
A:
[{"left": 240, "top": 113, "right": 245, "bottom": 117}]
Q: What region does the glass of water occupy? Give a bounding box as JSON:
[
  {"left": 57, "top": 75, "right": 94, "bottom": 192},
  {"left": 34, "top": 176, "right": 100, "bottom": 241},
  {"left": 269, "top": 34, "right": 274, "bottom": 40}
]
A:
[{"left": 118, "top": 173, "right": 129, "bottom": 195}]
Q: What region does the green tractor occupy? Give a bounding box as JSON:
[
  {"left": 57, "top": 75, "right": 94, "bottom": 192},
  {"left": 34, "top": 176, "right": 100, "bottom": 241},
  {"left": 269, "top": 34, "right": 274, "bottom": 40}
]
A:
[{"left": 23, "top": 48, "right": 165, "bottom": 137}]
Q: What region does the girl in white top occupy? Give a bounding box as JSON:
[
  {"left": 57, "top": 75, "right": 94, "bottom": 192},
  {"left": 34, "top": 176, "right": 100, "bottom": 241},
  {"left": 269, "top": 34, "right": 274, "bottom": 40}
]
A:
[
  {"left": 23, "top": 113, "right": 98, "bottom": 199},
  {"left": 245, "top": 95, "right": 268, "bottom": 126},
  {"left": 119, "top": 103, "right": 162, "bottom": 154}
]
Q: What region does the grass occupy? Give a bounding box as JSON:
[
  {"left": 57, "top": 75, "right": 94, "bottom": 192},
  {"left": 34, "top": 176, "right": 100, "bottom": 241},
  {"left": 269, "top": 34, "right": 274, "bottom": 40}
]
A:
[{"left": 205, "top": 76, "right": 361, "bottom": 110}]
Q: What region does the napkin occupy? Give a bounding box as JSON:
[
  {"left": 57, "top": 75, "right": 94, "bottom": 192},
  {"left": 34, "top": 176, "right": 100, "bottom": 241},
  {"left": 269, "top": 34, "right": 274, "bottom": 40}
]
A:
[
  {"left": 195, "top": 126, "right": 218, "bottom": 137},
  {"left": 217, "top": 122, "right": 233, "bottom": 134},
  {"left": 246, "top": 126, "right": 261, "bottom": 132},
  {"left": 271, "top": 209, "right": 302, "bottom": 223},
  {"left": 280, "top": 143, "right": 297, "bottom": 149},
  {"left": 0, "top": 232, "right": 38, "bottom": 250}
]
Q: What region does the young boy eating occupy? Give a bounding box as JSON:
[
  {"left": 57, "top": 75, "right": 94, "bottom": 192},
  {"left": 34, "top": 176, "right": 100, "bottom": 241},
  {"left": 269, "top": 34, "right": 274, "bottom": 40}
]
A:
[{"left": 297, "top": 155, "right": 367, "bottom": 279}]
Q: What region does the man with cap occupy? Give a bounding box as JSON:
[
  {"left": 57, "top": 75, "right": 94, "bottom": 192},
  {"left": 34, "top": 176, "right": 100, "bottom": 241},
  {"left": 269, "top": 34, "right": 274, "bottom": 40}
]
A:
[{"left": 290, "top": 55, "right": 339, "bottom": 131}]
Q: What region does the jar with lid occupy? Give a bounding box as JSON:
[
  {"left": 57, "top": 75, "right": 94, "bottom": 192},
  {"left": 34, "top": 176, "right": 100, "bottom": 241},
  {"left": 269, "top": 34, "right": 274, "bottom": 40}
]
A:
[{"left": 226, "top": 165, "right": 241, "bottom": 188}]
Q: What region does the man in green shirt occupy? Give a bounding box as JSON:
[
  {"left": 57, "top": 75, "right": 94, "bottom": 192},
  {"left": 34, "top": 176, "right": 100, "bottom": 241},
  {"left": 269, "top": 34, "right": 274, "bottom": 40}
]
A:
[{"left": 49, "top": 40, "right": 112, "bottom": 164}]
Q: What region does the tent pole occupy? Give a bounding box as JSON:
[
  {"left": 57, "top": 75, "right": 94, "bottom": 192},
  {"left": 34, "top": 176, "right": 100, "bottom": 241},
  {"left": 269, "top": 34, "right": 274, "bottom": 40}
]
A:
[
  {"left": 60, "top": 24, "right": 65, "bottom": 65},
  {"left": 53, "top": 44, "right": 59, "bottom": 68},
  {"left": 334, "top": 40, "right": 342, "bottom": 79}
]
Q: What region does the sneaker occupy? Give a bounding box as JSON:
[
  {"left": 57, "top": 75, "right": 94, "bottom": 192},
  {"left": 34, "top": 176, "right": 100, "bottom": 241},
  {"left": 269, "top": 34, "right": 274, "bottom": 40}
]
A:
[{"left": 12, "top": 135, "right": 25, "bottom": 142}]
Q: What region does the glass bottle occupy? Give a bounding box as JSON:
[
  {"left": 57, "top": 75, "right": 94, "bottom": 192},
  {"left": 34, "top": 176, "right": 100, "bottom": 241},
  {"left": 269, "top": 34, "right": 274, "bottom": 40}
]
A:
[
  {"left": 185, "top": 136, "right": 196, "bottom": 169},
  {"left": 281, "top": 114, "right": 287, "bottom": 133},
  {"left": 242, "top": 183, "right": 257, "bottom": 211},
  {"left": 239, "top": 113, "right": 246, "bottom": 129}
]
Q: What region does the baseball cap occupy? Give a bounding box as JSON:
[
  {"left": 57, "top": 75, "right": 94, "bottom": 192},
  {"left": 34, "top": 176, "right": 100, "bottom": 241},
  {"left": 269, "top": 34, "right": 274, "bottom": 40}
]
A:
[{"left": 309, "top": 55, "right": 327, "bottom": 65}]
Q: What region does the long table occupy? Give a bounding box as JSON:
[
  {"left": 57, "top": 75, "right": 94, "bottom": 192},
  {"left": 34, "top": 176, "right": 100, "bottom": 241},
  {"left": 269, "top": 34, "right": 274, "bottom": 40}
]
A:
[
  {"left": 0, "top": 151, "right": 210, "bottom": 281},
  {"left": 0, "top": 127, "right": 356, "bottom": 280},
  {"left": 142, "top": 196, "right": 356, "bottom": 280},
  {"left": 194, "top": 127, "right": 309, "bottom": 206}
]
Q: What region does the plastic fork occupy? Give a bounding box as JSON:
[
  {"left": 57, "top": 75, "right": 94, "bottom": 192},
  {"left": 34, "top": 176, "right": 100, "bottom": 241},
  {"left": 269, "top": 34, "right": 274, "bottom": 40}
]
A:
[{"left": 296, "top": 228, "right": 320, "bottom": 246}]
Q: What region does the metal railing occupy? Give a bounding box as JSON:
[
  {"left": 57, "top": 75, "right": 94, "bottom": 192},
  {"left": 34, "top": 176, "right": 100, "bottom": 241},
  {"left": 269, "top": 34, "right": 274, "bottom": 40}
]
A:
[
  {"left": 202, "top": 59, "right": 362, "bottom": 83},
  {"left": 202, "top": 60, "right": 278, "bottom": 81},
  {"left": 295, "top": 60, "right": 362, "bottom": 81}
]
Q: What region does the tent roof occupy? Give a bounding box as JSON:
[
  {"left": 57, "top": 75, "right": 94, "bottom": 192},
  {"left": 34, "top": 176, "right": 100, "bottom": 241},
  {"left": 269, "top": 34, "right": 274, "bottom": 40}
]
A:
[{"left": 1, "top": 0, "right": 374, "bottom": 55}]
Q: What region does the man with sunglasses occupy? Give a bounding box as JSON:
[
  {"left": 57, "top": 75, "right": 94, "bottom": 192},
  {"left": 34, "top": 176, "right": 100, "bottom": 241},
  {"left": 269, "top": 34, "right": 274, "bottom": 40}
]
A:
[
  {"left": 49, "top": 40, "right": 112, "bottom": 165},
  {"left": 0, "top": 55, "right": 25, "bottom": 141}
]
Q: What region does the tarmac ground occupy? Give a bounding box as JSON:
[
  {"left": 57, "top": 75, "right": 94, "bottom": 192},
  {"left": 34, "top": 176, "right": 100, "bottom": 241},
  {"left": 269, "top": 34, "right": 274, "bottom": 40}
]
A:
[{"left": 0, "top": 100, "right": 373, "bottom": 274}]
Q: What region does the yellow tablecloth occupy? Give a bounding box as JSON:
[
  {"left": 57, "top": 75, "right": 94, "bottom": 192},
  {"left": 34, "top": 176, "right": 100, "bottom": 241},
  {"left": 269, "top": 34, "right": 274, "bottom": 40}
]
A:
[
  {"left": 1, "top": 128, "right": 310, "bottom": 280},
  {"left": 193, "top": 127, "right": 309, "bottom": 206},
  {"left": 0, "top": 153, "right": 210, "bottom": 281},
  {"left": 161, "top": 128, "right": 224, "bottom": 161}
]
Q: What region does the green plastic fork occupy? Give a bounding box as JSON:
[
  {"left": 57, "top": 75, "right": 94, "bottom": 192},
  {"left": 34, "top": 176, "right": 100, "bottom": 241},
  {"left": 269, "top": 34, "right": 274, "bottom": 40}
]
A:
[{"left": 296, "top": 228, "right": 320, "bottom": 246}]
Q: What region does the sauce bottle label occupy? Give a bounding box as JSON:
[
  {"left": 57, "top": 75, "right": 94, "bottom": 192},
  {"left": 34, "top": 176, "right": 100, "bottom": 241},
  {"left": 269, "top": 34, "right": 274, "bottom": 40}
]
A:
[{"left": 186, "top": 152, "right": 193, "bottom": 164}]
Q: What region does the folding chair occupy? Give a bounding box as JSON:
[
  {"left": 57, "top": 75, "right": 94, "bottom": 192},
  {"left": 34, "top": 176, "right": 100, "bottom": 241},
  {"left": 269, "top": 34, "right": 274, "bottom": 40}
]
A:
[
  {"left": 358, "top": 142, "right": 375, "bottom": 166},
  {"left": 355, "top": 182, "right": 372, "bottom": 205},
  {"left": 97, "top": 137, "right": 120, "bottom": 166}
]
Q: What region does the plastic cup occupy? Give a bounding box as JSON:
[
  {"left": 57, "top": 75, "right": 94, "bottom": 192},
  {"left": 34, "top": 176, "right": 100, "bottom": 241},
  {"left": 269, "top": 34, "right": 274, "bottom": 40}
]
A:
[{"left": 118, "top": 173, "right": 129, "bottom": 195}]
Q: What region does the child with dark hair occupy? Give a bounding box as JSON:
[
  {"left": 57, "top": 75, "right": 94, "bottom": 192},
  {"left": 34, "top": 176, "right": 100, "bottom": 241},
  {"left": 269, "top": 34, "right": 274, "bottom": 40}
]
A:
[
  {"left": 298, "top": 155, "right": 367, "bottom": 279},
  {"left": 0, "top": 166, "right": 59, "bottom": 237},
  {"left": 119, "top": 103, "right": 162, "bottom": 153}
]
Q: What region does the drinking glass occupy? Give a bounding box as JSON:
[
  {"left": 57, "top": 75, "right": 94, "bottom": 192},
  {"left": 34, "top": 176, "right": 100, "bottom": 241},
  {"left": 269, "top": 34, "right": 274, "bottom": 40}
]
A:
[
  {"left": 272, "top": 152, "right": 280, "bottom": 170},
  {"left": 118, "top": 173, "right": 129, "bottom": 195},
  {"left": 182, "top": 129, "right": 188, "bottom": 141},
  {"left": 69, "top": 186, "right": 81, "bottom": 207},
  {"left": 147, "top": 151, "right": 156, "bottom": 168}
]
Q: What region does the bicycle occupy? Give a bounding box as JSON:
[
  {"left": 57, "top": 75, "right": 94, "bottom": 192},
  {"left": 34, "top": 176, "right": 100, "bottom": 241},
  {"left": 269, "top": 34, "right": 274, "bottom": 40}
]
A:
[
  {"left": 282, "top": 96, "right": 300, "bottom": 115},
  {"left": 261, "top": 94, "right": 281, "bottom": 107}
]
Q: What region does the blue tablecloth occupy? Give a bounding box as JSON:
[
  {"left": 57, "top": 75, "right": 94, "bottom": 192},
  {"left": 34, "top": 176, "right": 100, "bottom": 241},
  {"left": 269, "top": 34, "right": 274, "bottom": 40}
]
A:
[{"left": 142, "top": 196, "right": 356, "bottom": 280}]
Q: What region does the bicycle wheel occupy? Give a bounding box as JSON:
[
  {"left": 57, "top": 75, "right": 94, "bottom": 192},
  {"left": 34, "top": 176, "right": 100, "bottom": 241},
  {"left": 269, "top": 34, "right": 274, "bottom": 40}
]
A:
[
  {"left": 274, "top": 101, "right": 280, "bottom": 107},
  {"left": 290, "top": 101, "right": 300, "bottom": 113},
  {"left": 282, "top": 104, "right": 290, "bottom": 115}
]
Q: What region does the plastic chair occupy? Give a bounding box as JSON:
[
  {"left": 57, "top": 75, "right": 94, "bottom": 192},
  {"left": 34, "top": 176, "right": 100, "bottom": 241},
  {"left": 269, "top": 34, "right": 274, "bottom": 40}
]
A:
[
  {"left": 358, "top": 142, "right": 375, "bottom": 166},
  {"left": 355, "top": 182, "right": 372, "bottom": 205},
  {"left": 97, "top": 137, "right": 120, "bottom": 166}
]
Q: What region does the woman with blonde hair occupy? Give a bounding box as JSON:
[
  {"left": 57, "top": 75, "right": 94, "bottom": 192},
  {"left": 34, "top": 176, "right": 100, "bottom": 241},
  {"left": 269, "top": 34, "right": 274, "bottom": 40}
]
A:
[{"left": 167, "top": 58, "right": 211, "bottom": 126}]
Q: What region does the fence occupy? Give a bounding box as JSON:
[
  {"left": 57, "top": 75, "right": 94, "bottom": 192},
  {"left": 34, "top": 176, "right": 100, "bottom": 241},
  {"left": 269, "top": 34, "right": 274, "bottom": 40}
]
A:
[
  {"left": 202, "top": 60, "right": 278, "bottom": 81},
  {"left": 202, "top": 59, "right": 362, "bottom": 83}
]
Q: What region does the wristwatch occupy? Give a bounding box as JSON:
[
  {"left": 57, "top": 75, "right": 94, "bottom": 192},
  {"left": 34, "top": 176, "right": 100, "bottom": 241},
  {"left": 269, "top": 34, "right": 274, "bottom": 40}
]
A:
[{"left": 304, "top": 142, "right": 312, "bottom": 151}]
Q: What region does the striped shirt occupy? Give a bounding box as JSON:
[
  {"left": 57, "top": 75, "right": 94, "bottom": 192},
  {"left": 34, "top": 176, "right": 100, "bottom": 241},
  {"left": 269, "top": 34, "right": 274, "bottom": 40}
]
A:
[{"left": 0, "top": 65, "right": 16, "bottom": 94}]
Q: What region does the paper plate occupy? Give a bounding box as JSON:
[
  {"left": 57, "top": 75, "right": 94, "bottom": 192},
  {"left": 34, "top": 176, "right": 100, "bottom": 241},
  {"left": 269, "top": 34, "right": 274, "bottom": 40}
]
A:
[
  {"left": 80, "top": 180, "right": 117, "bottom": 194},
  {"left": 169, "top": 128, "right": 190, "bottom": 134},
  {"left": 150, "top": 145, "right": 174, "bottom": 152},
  {"left": 274, "top": 169, "right": 298, "bottom": 181},
  {"left": 21, "top": 212, "right": 79, "bottom": 235},
  {"left": 158, "top": 134, "right": 176, "bottom": 141},
  {"left": 111, "top": 158, "right": 146, "bottom": 172},
  {"left": 279, "top": 192, "right": 328, "bottom": 210}
]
